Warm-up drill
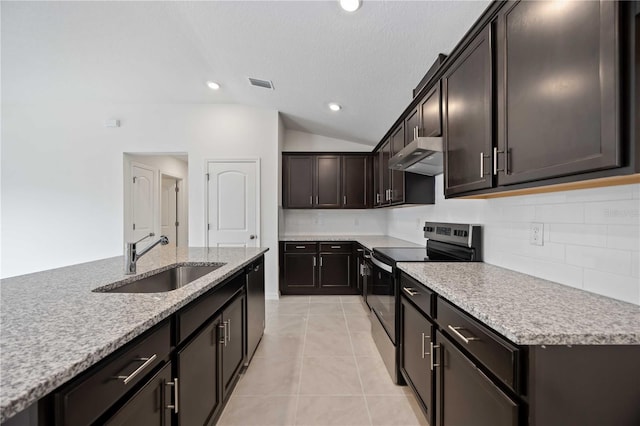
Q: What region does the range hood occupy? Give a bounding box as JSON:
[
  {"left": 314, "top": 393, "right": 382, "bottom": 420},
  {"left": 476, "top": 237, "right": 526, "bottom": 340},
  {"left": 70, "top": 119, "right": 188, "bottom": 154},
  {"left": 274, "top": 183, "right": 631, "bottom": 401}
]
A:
[{"left": 388, "top": 136, "right": 444, "bottom": 175}]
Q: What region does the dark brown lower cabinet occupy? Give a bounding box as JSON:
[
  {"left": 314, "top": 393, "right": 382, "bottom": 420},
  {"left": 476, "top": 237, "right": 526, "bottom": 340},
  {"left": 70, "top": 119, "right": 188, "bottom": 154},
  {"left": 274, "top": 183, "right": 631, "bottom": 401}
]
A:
[
  {"left": 177, "top": 317, "right": 222, "bottom": 426},
  {"left": 400, "top": 297, "right": 434, "bottom": 425},
  {"left": 105, "top": 362, "right": 173, "bottom": 426},
  {"left": 282, "top": 253, "right": 317, "bottom": 291},
  {"left": 435, "top": 330, "right": 519, "bottom": 426},
  {"left": 318, "top": 252, "right": 351, "bottom": 289},
  {"left": 221, "top": 293, "right": 246, "bottom": 399}
]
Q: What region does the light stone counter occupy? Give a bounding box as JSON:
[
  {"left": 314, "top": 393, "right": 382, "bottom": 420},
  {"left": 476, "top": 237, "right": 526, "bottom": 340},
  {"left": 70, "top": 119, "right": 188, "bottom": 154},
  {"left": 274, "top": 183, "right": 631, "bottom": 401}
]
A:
[
  {"left": 0, "top": 246, "right": 268, "bottom": 422},
  {"left": 398, "top": 262, "right": 640, "bottom": 346},
  {"left": 280, "top": 235, "right": 422, "bottom": 250}
]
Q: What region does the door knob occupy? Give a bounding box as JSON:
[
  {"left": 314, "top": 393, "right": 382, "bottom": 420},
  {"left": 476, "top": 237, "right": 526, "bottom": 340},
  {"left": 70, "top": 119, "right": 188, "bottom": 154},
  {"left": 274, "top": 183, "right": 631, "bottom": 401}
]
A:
[{"left": 250, "top": 235, "right": 256, "bottom": 240}]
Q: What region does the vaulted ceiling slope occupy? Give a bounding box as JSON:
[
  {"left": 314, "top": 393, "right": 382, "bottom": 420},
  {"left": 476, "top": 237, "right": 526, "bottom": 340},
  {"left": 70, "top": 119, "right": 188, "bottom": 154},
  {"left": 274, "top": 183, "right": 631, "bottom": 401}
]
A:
[{"left": 1, "top": 1, "right": 489, "bottom": 145}]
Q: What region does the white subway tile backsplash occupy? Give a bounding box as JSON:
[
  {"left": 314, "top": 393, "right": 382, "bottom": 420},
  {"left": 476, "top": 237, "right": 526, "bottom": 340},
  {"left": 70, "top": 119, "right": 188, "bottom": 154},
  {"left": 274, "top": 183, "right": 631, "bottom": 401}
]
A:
[
  {"left": 535, "top": 203, "right": 584, "bottom": 223},
  {"left": 584, "top": 199, "right": 640, "bottom": 225},
  {"left": 583, "top": 269, "right": 640, "bottom": 305},
  {"left": 606, "top": 225, "right": 640, "bottom": 251},
  {"left": 564, "top": 183, "right": 639, "bottom": 203},
  {"left": 496, "top": 252, "right": 584, "bottom": 290},
  {"left": 565, "top": 245, "right": 632, "bottom": 275},
  {"left": 548, "top": 223, "right": 607, "bottom": 247},
  {"left": 631, "top": 253, "right": 639, "bottom": 278}
]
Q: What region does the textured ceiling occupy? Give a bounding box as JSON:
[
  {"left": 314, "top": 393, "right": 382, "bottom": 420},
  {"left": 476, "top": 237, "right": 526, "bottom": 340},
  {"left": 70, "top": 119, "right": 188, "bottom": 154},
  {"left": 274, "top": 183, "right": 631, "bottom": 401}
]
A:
[{"left": 2, "top": 1, "right": 490, "bottom": 145}]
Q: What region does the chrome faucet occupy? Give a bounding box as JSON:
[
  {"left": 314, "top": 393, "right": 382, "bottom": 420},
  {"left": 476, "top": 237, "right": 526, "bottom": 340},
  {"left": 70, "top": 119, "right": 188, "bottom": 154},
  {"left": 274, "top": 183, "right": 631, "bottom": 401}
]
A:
[{"left": 125, "top": 233, "right": 169, "bottom": 274}]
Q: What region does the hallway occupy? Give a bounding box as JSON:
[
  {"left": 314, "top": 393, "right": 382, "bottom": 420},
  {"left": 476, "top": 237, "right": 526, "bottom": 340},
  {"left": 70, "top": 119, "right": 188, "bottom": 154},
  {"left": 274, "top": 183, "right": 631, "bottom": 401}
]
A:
[{"left": 218, "top": 296, "right": 428, "bottom": 426}]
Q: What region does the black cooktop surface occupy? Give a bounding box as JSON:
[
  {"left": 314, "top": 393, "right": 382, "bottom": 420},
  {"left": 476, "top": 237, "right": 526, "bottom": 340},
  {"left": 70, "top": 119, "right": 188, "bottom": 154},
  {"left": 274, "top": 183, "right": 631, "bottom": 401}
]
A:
[{"left": 373, "top": 247, "right": 431, "bottom": 262}]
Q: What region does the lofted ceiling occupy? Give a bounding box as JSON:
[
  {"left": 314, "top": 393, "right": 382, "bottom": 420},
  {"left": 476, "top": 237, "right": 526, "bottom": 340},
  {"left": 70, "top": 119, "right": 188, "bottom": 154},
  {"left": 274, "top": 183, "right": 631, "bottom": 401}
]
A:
[{"left": 1, "top": 1, "right": 490, "bottom": 146}]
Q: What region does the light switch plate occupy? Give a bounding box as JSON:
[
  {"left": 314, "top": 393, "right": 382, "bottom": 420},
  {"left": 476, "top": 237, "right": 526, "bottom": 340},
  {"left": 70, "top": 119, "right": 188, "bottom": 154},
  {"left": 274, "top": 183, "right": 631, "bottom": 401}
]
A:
[{"left": 530, "top": 222, "right": 544, "bottom": 246}]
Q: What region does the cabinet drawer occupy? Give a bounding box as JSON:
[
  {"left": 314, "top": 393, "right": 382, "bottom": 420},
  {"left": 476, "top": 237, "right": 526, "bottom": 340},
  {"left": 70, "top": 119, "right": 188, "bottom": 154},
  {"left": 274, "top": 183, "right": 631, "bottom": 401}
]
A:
[
  {"left": 284, "top": 242, "right": 317, "bottom": 253},
  {"left": 400, "top": 273, "right": 434, "bottom": 318},
  {"left": 55, "top": 321, "right": 171, "bottom": 426},
  {"left": 436, "top": 298, "right": 519, "bottom": 392},
  {"left": 177, "top": 272, "right": 244, "bottom": 344},
  {"left": 319, "top": 242, "right": 352, "bottom": 253}
]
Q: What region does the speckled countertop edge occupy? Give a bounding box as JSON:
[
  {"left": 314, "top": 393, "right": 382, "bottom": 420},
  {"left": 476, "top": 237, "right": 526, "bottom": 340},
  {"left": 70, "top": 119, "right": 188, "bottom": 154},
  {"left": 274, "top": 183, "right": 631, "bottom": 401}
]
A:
[
  {"left": 279, "top": 234, "right": 422, "bottom": 250},
  {"left": 0, "top": 246, "right": 268, "bottom": 422},
  {"left": 397, "top": 262, "right": 640, "bottom": 346}
]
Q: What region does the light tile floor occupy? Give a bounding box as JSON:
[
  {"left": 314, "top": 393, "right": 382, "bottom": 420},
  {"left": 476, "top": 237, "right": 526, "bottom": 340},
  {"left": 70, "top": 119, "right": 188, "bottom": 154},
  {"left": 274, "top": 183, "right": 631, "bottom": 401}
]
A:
[{"left": 218, "top": 296, "right": 428, "bottom": 426}]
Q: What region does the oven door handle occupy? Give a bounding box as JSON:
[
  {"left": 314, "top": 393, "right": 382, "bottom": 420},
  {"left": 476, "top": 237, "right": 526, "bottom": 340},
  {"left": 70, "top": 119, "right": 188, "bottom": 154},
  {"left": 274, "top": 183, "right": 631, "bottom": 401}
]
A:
[{"left": 370, "top": 256, "right": 393, "bottom": 274}]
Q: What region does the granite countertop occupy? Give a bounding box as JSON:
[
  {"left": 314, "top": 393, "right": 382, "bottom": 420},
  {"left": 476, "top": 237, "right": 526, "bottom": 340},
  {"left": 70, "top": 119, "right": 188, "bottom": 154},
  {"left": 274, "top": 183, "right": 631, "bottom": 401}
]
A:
[
  {"left": 0, "top": 246, "right": 268, "bottom": 422},
  {"left": 398, "top": 262, "right": 640, "bottom": 346},
  {"left": 280, "top": 235, "right": 422, "bottom": 250}
]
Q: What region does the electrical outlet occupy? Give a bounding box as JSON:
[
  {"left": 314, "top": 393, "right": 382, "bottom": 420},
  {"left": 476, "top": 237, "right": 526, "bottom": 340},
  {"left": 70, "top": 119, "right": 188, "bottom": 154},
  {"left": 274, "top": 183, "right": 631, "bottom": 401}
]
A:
[{"left": 530, "top": 222, "right": 544, "bottom": 246}]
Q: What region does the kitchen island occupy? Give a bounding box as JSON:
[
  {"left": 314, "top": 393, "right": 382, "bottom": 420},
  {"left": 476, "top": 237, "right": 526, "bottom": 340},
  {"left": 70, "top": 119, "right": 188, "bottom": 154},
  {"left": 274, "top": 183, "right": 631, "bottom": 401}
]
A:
[{"left": 0, "top": 246, "right": 267, "bottom": 423}]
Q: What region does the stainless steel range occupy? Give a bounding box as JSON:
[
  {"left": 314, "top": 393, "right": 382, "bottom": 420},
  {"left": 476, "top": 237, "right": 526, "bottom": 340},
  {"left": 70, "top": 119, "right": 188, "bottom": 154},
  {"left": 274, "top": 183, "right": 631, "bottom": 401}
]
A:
[{"left": 369, "top": 222, "right": 482, "bottom": 384}]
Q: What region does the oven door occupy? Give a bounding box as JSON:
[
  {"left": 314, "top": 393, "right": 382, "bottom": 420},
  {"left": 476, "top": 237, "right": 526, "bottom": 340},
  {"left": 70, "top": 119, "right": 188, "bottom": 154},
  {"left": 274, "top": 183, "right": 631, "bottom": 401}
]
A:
[{"left": 369, "top": 255, "right": 396, "bottom": 344}]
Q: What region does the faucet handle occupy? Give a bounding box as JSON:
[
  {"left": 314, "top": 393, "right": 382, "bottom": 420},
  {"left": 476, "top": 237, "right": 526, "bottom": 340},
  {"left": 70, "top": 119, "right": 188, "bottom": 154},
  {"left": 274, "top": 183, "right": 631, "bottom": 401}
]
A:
[
  {"left": 160, "top": 235, "right": 169, "bottom": 245},
  {"left": 132, "top": 232, "right": 155, "bottom": 245}
]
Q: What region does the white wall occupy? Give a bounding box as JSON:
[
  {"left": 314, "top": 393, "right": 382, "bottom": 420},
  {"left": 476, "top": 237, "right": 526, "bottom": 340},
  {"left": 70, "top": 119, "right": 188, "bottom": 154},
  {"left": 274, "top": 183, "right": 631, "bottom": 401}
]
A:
[
  {"left": 386, "top": 174, "right": 640, "bottom": 305},
  {"left": 1, "top": 103, "right": 281, "bottom": 299},
  {"left": 283, "top": 129, "right": 372, "bottom": 152}
]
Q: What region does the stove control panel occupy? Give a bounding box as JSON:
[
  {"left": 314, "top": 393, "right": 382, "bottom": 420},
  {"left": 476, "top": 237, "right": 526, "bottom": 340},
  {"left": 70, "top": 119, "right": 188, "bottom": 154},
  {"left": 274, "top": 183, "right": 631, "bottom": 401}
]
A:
[{"left": 424, "top": 222, "right": 481, "bottom": 249}]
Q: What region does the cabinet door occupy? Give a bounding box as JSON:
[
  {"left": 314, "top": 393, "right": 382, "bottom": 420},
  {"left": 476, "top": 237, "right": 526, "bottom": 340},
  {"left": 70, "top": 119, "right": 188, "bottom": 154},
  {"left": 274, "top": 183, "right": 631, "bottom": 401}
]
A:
[
  {"left": 401, "top": 298, "right": 434, "bottom": 425},
  {"left": 496, "top": 0, "right": 619, "bottom": 185},
  {"left": 318, "top": 253, "right": 351, "bottom": 289},
  {"left": 443, "top": 26, "right": 493, "bottom": 197},
  {"left": 420, "top": 83, "right": 442, "bottom": 137},
  {"left": 390, "top": 124, "right": 405, "bottom": 204},
  {"left": 380, "top": 142, "right": 391, "bottom": 206},
  {"left": 435, "top": 331, "right": 518, "bottom": 426},
  {"left": 105, "top": 362, "right": 172, "bottom": 426},
  {"left": 222, "top": 292, "right": 246, "bottom": 398},
  {"left": 405, "top": 108, "right": 420, "bottom": 145},
  {"left": 246, "top": 259, "right": 265, "bottom": 362},
  {"left": 373, "top": 152, "right": 381, "bottom": 206},
  {"left": 284, "top": 156, "right": 314, "bottom": 208},
  {"left": 177, "top": 318, "right": 221, "bottom": 426},
  {"left": 282, "top": 253, "right": 317, "bottom": 291},
  {"left": 315, "top": 155, "right": 341, "bottom": 208},
  {"left": 342, "top": 155, "right": 369, "bottom": 208}
]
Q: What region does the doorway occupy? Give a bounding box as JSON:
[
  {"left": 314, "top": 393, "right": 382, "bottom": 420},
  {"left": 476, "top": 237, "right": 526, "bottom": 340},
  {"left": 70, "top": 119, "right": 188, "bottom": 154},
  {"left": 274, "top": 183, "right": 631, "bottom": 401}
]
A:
[{"left": 124, "top": 153, "right": 188, "bottom": 248}]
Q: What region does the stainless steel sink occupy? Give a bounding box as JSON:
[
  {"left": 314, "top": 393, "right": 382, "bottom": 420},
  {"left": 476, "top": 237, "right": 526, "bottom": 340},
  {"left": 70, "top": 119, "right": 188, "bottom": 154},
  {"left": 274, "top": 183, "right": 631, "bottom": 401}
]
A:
[{"left": 96, "top": 264, "right": 225, "bottom": 293}]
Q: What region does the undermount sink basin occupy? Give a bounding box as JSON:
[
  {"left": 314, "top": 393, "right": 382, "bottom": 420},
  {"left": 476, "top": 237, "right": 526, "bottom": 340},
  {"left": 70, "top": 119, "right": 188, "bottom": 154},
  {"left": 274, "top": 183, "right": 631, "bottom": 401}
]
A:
[{"left": 96, "top": 264, "right": 225, "bottom": 293}]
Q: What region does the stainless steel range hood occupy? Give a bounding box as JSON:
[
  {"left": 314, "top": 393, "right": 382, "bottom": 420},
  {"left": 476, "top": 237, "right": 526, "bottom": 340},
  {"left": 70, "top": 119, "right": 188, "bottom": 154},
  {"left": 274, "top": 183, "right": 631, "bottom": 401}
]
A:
[{"left": 388, "top": 136, "right": 444, "bottom": 175}]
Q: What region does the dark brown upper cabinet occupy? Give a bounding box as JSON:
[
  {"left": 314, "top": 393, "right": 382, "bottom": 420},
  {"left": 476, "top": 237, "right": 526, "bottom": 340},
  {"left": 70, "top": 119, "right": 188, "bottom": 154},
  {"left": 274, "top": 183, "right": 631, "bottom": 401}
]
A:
[
  {"left": 380, "top": 141, "right": 392, "bottom": 206},
  {"left": 443, "top": 26, "right": 494, "bottom": 197},
  {"left": 405, "top": 108, "right": 420, "bottom": 146},
  {"left": 420, "top": 82, "right": 442, "bottom": 137},
  {"left": 283, "top": 155, "right": 314, "bottom": 208},
  {"left": 390, "top": 123, "right": 405, "bottom": 204},
  {"left": 495, "top": 0, "right": 620, "bottom": 186},
  {"left": 315, "top": 155, "right": 342, "bottom": 208},
  {"left": 342, "top": 155, "right": 371, "bottom": 208},
  {"left": 283, "top": 153, "right": 371, "bottom": 209},
  {"left": 373, "top": 153, "right": 381, "bottom": 207}
]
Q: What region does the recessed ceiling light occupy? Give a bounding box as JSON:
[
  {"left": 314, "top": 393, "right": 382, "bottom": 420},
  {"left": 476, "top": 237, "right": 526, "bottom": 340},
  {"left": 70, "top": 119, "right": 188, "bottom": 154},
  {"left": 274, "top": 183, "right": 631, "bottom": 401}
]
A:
[
  {"left": 339, "top": 0, "right": 361, "bottom": 12},
  {"left": 206, "top": 81, "right": 220, "bottom": 90},
  {"left": 328, "top": 103, "right": 342, "bottom": 112}
]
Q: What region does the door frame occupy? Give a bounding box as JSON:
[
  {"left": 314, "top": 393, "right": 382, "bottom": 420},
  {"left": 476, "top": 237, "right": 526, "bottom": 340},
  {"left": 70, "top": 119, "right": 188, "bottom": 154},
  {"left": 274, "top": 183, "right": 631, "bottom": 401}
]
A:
[
  {"left": 160, "top": 172, "right": 186, "bottom": 248},
  {"left": 204, "top": 159, "right": 261, "bottom": 248}
]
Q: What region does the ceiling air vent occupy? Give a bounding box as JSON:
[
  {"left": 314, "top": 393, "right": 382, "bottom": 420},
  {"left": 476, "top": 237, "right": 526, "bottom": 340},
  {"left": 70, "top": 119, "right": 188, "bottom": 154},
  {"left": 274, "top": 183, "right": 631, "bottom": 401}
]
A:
[{"left": 248, "top": 77, "right": 274, "bottom": 90}]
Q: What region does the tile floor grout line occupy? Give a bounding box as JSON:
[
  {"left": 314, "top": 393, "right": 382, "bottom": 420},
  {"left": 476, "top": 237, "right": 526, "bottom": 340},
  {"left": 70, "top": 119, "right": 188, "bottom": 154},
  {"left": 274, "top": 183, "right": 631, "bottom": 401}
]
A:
[
  {"left": 292, "top": 300, "right": 309, "bottom": 426},
  {"left": 344, "top": 298, "right": 374, "bottom": 426}
]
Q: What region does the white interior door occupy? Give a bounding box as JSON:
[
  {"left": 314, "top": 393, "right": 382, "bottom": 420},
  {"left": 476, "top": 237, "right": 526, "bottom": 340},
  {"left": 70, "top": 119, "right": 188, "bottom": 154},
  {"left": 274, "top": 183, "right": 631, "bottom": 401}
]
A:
[
  {"left": 207, "top": 160, "right": 259, "bottom": 248},
  {"left": 161, "top": 176, "right": 178, "bottom": 247},
  {"left": 131, "top": 164, "right": 156, "bottom": 246}
]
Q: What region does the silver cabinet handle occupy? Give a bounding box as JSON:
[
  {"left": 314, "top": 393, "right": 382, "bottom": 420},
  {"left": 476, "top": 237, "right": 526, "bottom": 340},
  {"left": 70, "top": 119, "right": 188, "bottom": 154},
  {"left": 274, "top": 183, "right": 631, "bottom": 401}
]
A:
[
  {"left": 356, "top": 248, "right": 364, "bottom": 252},
  {"left": 315, "top": 196, "right": 319, "bottom": 205},
  {"left": 313, "top": 256, "right": 317, "bottom": 267},
  {"left": 115, "top": 354, "right": 157, "bottom": 385},
  {"left": 166, "top": 378, "right": 179, "bottom": 413},
  {"left": 320, "top": 256, "right": 323, "bottom": 267},
  {"left": 430, "top": 342, "right": 440, "bottom": 370},
  {"left": 403, "top": 286, "right": 419, "bottom": 296},
  {"left": 309, "top": 196, "right": 312, "bottom": 205},
  {"left": 447, "top": 325, "right": 479, "bottom": 344},
  {"left": 343, "top": 195, "right": 347, "bottom": 205},
  {"left": 296, "top": 245, "right": 306, "bottom": 249},
  {"left": 421, "top": 333, "right": 428, "bottom": 359},
  {"left": 227, "top": 319, "right": 231, "bottom": 343},
  {"left": 219, "top": 322, "right": 227, "bottom": 346},
  {"left": 331, "top": 245, "right": 341, "bottom": 249},
  {"left": 480, "top": 152, "right": 484, "bottom": 178},
  {"left": 493, "top": 147, "right": 505, "bottom": 175},
  {"left": 376, "top": 193, "right": 381, "bottom": 204}
]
